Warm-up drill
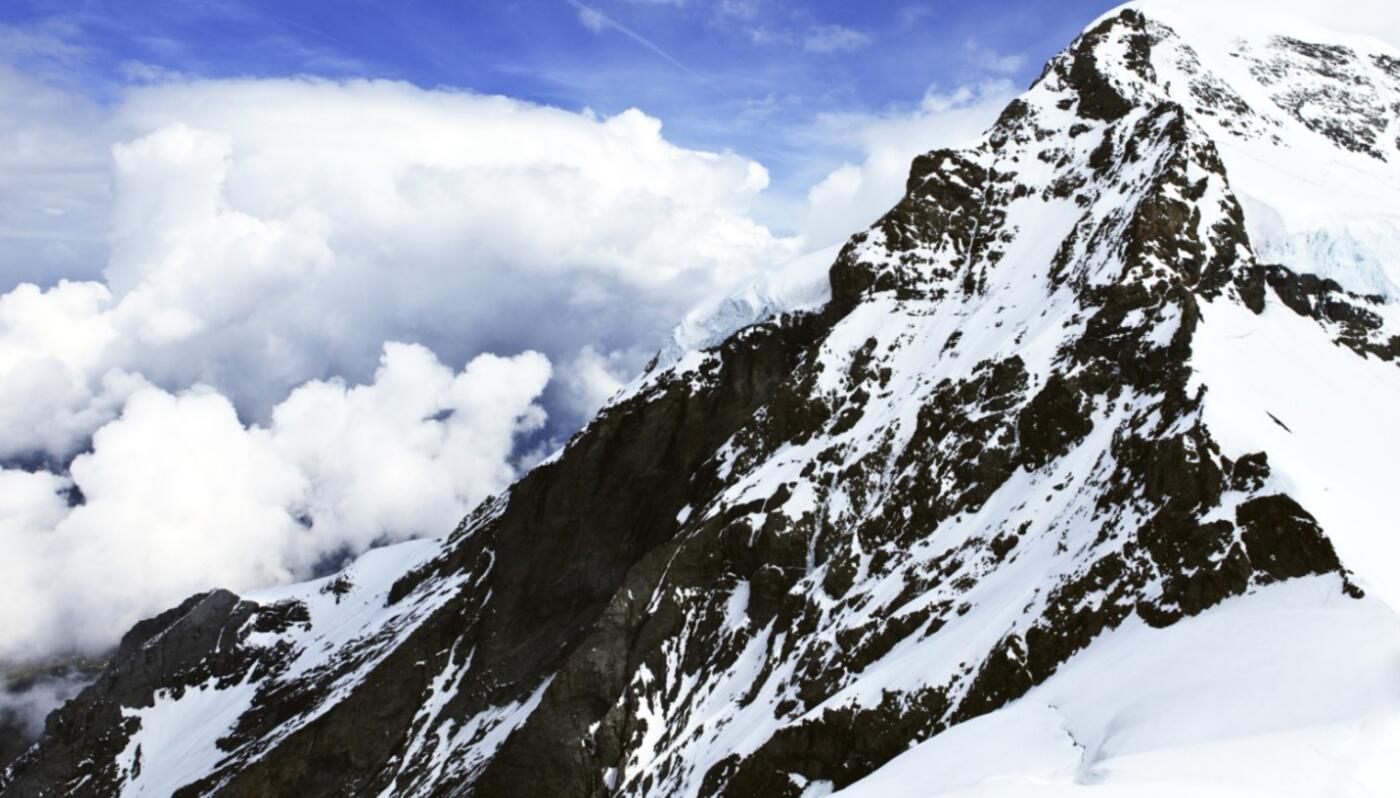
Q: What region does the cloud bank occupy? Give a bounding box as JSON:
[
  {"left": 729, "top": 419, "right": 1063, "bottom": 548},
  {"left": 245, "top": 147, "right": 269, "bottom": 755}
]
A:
[
  {"left": 0, "top": 76, "right": 795, "bottom": 663},
  {"left": 0, "top": 54, "right": 1021, "bottom": 670},
  {"left": 0, "top": 343, "right": 548, "bottom": 662},
  {"left": 2, "top": 78, "right": 792, "bottom": 455}
]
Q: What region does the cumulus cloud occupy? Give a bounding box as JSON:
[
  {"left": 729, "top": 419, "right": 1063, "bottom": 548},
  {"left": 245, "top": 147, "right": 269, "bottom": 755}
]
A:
[
  {"left": 559, "top": 344, "right": 630, "bottom": 420},
  {"left": 800, "top": 81, "right": 1018, "bottom": 248},
  {"left": 0, "top": 281, "right": 139, "bottom": 462},
  {"left": 0, "top": 343, "right": 548, "bottom": 662},
  {"left": 0, "top": 74, "right": 796, "bottom": 666},
  {"left": 269, "top": 344, "right": 551, "bottom": 557},
  {"left": 0, "top": 78, "right": 792, "bottom": 459}
]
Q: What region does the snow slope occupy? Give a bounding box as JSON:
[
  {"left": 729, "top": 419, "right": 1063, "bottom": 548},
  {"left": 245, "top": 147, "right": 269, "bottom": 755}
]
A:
[
  {"left": 111, "top": 539, "right": 460, "bottom": 797},
  {"left": 7, "top": 3, "right": 1400, "bottom": 797},
  {"left": 835, "top": 577, "right": 1400, "bottom": 797},
  {"left": 1192, "top": 294, "right": 1400, "bottom": 610},
  {"left": 826, "top": 4, "right": 1400, "bottom": 792},
  {"left": 1122, "top": 0, "right": 1400, "bottom": 298}
]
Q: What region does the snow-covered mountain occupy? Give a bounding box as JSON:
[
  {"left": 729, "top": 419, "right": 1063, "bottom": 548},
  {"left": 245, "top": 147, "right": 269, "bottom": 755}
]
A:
[{"left": 6, "top": 2, "right": 1400, "bottom": 795}]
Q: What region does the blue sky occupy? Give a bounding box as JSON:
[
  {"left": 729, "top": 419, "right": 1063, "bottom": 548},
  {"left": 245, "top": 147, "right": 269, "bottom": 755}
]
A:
[{"left": 2, "top": 0, "right": 1118, "bottom": 229}]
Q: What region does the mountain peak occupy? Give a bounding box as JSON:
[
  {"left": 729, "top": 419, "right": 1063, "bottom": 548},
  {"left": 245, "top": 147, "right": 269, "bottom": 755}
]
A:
[{"left": 7, "top": 5, "right": 1400, "bottom": 796}]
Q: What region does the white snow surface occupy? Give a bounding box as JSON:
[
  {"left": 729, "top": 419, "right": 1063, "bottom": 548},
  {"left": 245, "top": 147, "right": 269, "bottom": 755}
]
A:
[
  {"left": 1120, "top": 0, "right": 1400, "bottom": 298},
  {"left": 835, "top": 577, "right": 1400, "bottom": 797},
  {"left": 113, "top": 538, "right": 461, "bottom": 796},
  {"left": 1191, "top": 293, "right": 1400, "bottom": 610},
  {"left": 599, "top": 4, "right": 1400, "bottom": 795}
]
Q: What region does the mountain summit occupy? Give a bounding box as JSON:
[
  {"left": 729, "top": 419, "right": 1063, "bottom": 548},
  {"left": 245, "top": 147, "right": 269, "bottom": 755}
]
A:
[{"left": 6, "top": 3, "right": 1400, "bottom": 795}]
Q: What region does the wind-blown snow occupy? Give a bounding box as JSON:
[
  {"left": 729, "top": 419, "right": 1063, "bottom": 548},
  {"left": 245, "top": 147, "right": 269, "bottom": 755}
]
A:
[{"left": 662, "top": 243, "right": 838, "bottom": 365}]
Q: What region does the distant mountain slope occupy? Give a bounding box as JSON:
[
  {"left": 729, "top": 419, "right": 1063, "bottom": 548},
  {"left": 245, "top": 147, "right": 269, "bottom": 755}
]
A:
[{"left": 5, "top": 3, "right": 1399, "bottom": 796}]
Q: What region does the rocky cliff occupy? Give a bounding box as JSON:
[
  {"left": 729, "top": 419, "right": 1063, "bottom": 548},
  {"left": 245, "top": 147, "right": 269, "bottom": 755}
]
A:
[{"left": 6, "top": 3, "right": 1400, "bottom": 795}]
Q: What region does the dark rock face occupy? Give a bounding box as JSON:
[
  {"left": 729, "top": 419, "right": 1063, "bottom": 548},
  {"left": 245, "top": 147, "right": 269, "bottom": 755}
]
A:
[
  {"left": 1251, "top": 36, "right": 1400, "bottom": 159},
  {"left": 1237, "top": 263, "right": 1400, "bottom": 361},
  {"left": 4, "top": 9, "right": 1390, "bottom": 798},
  {"left": 0, "top": 719, "right": 25, "bottom": 774},
  {"left": 2, "top": 591, "right": 276, "bottom": 795},
  {"left": 1065, "top": 10, "right": 1154, "bottom": 122}
]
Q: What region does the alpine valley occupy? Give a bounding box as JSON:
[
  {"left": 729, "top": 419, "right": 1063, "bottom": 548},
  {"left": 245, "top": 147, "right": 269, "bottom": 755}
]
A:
[{"left": 5, "top": 1, "right": 1400, "bottom": 795}]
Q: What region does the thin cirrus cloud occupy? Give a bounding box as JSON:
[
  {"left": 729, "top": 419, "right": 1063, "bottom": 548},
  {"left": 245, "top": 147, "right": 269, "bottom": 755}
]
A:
[
  {"left": 966, "top": 40, "right": 1028, "bottom": 74},
  {"left": 801, "top": 24, "right": 872, "bottom": 54},
  {"left": 0, "top": 64, "right": 111, "bottom": 289},
  {"left": 742, "top": 22, "right": 874, "bottom": 54},
  {"left": 565, "top": 0, "right": 711, "bottom": 83}
]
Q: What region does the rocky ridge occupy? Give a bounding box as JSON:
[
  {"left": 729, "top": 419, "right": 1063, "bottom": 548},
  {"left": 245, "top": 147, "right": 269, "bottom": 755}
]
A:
[{"left": 5, "top": 4, "right": 1400, "bottom": 796}]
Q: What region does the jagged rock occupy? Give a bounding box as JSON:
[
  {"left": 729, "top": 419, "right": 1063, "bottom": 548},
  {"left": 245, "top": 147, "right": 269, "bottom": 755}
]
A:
[{"left": 6, "top": 4, "right": 1400, "bottom": 797}]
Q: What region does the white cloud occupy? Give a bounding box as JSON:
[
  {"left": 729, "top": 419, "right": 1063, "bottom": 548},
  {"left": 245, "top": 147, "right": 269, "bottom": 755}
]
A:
[
  {"left": 0, "top": 343, "right": 548, "bottom": 662},
  {"left": 0, "top": 280, "right": 139, "bottom": 461},
  {"left": 800, "top": 80, "right": 1018, "bottom": 249},
  {"left": 560, "top": 344, "right": 629, "bottom": 420},
  {"left": 802, "top": 24, "right": 872, "bottom": 54},
  {"left": 268, "top": 343, "right": 551, "bottom": 557},
  {"left": 0, "top": 669, "right": 86, "bottom": 740},
  {"left": 0, "top": 469, "right": 73, "bottom": 660},
  {"left": 0, "top": 77, "right": 793, "bottom": 460},
  {"left": 0, "top": 74, "right": 797, "bottom": 665}
]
